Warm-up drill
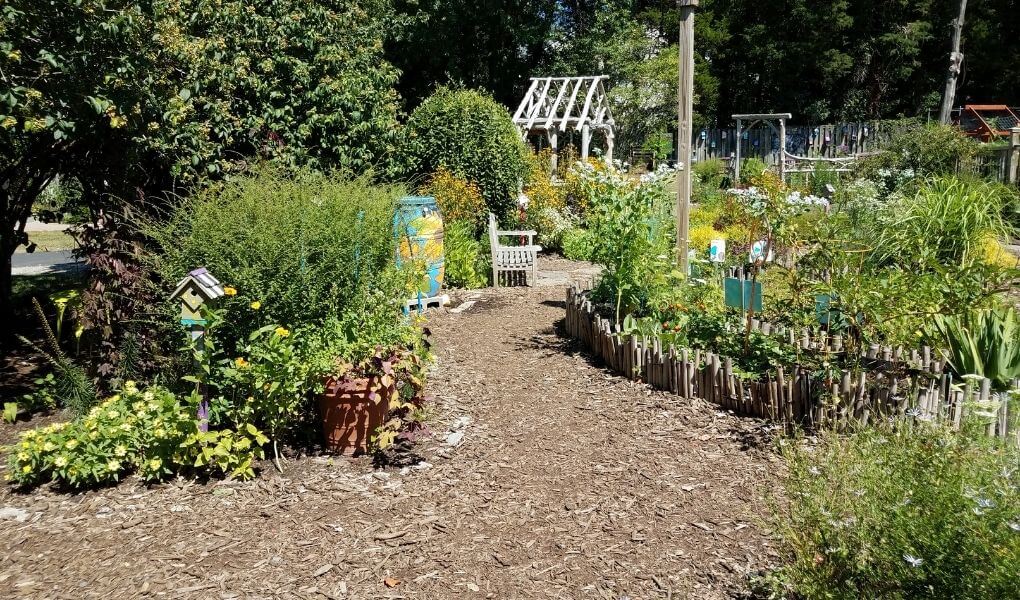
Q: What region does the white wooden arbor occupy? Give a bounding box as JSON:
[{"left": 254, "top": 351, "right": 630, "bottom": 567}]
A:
[
  {"left": 732, "top": 113, "right": 792, "bottom": 183},
  {"left": 512, "top": 76, "right": 615, "bottom": 170}
]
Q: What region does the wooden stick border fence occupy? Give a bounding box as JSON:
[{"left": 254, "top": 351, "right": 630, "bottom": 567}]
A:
[{"left": 566, "top": 286, "right": 1017, "bottom": 442}]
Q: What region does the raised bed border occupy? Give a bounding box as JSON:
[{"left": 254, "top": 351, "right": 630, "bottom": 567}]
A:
[{"left": 565, "top": 286, "right": 1016, "bottom": 441}]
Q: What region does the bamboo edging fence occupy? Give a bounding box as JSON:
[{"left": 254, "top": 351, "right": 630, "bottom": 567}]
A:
[{"left": 566, "top": 286, "right": 1017, "bottom": 443}]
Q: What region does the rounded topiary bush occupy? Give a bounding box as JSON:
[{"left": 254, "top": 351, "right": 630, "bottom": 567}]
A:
[{"left": 402, "top": 87, "right": 529, "bottom": 223}]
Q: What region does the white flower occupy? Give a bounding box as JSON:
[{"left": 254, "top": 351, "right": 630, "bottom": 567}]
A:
[
  {"left": 903, "top": 554, "right": 923, "bottom": 568},
  {"left": 517, "top": 192, "right": 529, "bottom": 210}
]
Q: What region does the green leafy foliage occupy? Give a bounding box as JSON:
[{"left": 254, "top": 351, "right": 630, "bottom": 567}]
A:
[
  {"left": 583, "top": 162, "right": 678, "bottom": 323},
  {"left": 146, "top": 168, "right": 404, "bottom": 350},
  {"left": 161, "top": 0, "right": 401, "bottom": 176},
  {"left": 0, "top": 0, "right": 400, "bottom": 318},
  {"left": 767, "top": 425, "right": 1020, "bottom": 599},
  {"left": 870, "top": 177, "right": 1013, "bottom": 269},
  {"left": 442, "top": 220, "right": 488, "bottom": 289},
  {"left": 561, "top": 227, "right": 595, "bottom": 262},
  {"left": 2, "top": 403, "right": 17, "bottom": 424},
  {"left": 858, "top": 124, "right": 979, "bottom": 181},
  {"left": 5, "top": 384, "right": 266, "bottom": 488},
  {"left": 926, "top": 307, "right": 1020, "bottom": 392},
  {"left": 17, "top": 298, "right": 98, "bottom": 417},
  {"left": 401, "top": 88, "right": 529, "bottom": 223},
  {"left": 19, "top": 373, "right": 59, "bottom": 414}
]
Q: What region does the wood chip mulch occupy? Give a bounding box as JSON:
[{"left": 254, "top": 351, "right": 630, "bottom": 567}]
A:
[{"left": 0, "top": 257, "right": 783, "bottom": 599}]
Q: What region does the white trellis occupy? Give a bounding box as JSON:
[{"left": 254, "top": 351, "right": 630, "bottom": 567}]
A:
[
  {"left": 733, "top": 113, "right": 791, "bottom": 183},
  {"left": 512, "top": 76, "right": 615, "bottom": 170}
]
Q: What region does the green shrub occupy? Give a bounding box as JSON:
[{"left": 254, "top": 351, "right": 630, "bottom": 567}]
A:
[
  {"left": 163, "top": 0, "right": 403, "bottom": 177},
  {"left": 442, "top": 220, "right": 488, "bottom": 289},
  {"left": 525, "top": 206, "right": 575, "bottom": 251},
  {"left": 5, "top": 383, "right": 267, "bottom": 488},
  {"left": 857, "top": 123, "right": 978, "bottom": 182},
  {"left": 561, "top": 228, "right": 594, "bottom": 261},
  {"left": 738, "top": 157, "right": 769, "bottom": 184},
  {"left": 692, "top": 158, "right": 727, "bottom": 189},
  {"left": 768, "top": 425, "right": 1019, "bottom": 599},
  {"left": 401, "top": 87, "right": 529, "bottom": 222},
  {"left": 146, "top": 168, "right": 406, "bottom": 350}
]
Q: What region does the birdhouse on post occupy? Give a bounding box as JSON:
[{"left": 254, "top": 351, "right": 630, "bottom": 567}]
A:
[
  {"left": 170, "top": 267, "right": 225, "bottom": 326},
  {"left": 170, "top": 267, "right": 225, "bottom": 432}
]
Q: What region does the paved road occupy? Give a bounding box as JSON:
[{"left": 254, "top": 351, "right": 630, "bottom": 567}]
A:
[
  {"left": 12, "top": 250, "right": 76, "bottom": 269},
  {"left": 11, "top": 250, "right": 83, "bottom": 276}
]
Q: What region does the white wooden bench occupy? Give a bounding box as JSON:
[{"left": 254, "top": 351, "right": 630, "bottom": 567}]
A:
[{"left": 488, "top": 213, "right": 541, "bottom": 287}]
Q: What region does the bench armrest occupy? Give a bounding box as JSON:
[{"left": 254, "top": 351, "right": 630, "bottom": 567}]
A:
[{"left": 497, "top": 229, "right": 538, "bottom": 237}]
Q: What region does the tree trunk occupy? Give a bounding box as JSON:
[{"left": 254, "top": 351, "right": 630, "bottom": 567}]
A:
[
  {"left": 0, "top": 242, "right": 12, "bottom": 336},
  {"left": 938, "top": 0, "right": 968, "bottom": 124}
]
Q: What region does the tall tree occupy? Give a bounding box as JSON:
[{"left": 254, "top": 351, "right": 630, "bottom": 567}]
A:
[
  {"left": 0, "top": 0, "right": 403, "bottom": 325},
  {"left": 386, "top": 0, "right": 558, "bottom": 110}
]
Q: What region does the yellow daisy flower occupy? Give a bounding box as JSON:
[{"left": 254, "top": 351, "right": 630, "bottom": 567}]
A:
[
  {"left": 250, "top": 301, "right": 261, "bottom": 310},
  {"left": 223, "top": 286, "right": 237, "bottom": 296},
  {"left": 274, "top": 326, "right": 290, "bottom": 338}
]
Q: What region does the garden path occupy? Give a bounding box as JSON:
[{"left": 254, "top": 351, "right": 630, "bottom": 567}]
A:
[{"left": 0, "top": 256, "right": 780, "bottom": 599}]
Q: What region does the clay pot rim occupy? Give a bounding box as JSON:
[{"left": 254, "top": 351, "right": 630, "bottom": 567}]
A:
[{"left": 322, "top": 373, "right": 376, "bottom": 395}]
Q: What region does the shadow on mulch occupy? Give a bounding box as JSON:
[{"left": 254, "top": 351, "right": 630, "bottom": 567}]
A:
[
  {"left": 727, "top": 422, "right": 784, "bottom": 454},
  {"left": 539, "top": 299, "right": 565, "bottom": 309},
  {"left": 512, "top": 320, "right": 591, "bottom": 359}
]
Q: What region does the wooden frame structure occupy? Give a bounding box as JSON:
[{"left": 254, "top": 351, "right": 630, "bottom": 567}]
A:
[
  {"left": 956, "top": 105, "right": 1020, "bottom": 142},
  {"left": 512, "top": 76, "right": 615, "bottom": 170},
  {"left": 733, "top": 113, "right": 791, "bottom": 183}
]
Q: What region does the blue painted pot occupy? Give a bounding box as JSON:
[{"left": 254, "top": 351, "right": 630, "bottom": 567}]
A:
[{"left": 394, "top": 196, "right": 445, "bottom": 297}]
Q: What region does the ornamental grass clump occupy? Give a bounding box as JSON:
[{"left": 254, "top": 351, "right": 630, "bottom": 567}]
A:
[{"left": 767, "top": 424, "right": 1019, "bottom": 599}]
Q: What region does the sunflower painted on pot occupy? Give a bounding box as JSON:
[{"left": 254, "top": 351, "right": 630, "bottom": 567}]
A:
[{"left": 394, "top": 196, "right": 446, "bottom": 297}]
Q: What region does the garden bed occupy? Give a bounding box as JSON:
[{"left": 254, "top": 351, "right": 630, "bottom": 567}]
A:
[
  {"left": 1, "top": 267, "right": 780, "bottom": 598},
  {"left": 566, "top": 286, "right": 1017, "bottom": 440}
]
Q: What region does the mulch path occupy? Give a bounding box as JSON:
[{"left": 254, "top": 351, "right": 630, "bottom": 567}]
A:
[{"left": 0, "top": 256, "right": 782, "bottom": 599}]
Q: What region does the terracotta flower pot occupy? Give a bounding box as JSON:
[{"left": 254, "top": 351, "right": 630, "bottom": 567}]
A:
[{"left": 319, "top": 376, "right": 392, "bottom": 456}]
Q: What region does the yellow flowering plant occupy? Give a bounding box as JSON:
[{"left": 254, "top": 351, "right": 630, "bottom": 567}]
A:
[
  {"left": 4, "top": 384, "right": 267, "bottom": 488},
  {"left": 184, "top": 308, "right": 310, "bottom": 473}
]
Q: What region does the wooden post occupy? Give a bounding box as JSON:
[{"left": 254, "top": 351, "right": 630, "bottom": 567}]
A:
[
  {"left": 548, "top": 129, "right": 559, "bottom": 173},
  {"left": 938, "top": 0, "right": 968, "bottom": 124},
  {"left": 677, "top": 0, "right": 699, "bottom": 276},
  {"left": 1009, "top": 127, "right": 1020, "bottom": 185},
  {"left": 779, "top": 116, "right": 787, "bottom": 183},
  {"left": 580, "top": 123, "right": 591, "bottom": 161},
  {"left": 734, "top": 118, "right": 742, "bottom": 184}
]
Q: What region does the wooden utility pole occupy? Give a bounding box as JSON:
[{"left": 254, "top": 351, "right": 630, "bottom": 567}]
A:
[
  {"left": 938, "top": 0, "right": 967, "bottom": 124},
  {"left": 677, "top": 0, "right": 698, "bottom": 275}
]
